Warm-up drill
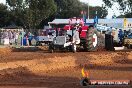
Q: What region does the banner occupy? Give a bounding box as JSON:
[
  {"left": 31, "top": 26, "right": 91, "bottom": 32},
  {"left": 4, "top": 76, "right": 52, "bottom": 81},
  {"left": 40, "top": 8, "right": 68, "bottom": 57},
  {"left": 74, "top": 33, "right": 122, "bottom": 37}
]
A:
[{"left": 124, "top": 18, "right": 128, "bottom": 28}]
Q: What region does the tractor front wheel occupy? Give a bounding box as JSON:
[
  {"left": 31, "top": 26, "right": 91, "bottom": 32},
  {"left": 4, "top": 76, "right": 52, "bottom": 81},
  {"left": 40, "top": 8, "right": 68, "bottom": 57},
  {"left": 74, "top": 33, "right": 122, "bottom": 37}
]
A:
[{"left": 49, "top": 44, "right": 54, "bottom": 53}]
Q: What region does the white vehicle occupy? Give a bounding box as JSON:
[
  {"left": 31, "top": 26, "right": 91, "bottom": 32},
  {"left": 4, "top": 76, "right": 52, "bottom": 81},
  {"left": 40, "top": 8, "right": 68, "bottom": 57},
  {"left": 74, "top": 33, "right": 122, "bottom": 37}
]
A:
[{"left": 36, "top": 28, "right": 56, "bottom": 46}]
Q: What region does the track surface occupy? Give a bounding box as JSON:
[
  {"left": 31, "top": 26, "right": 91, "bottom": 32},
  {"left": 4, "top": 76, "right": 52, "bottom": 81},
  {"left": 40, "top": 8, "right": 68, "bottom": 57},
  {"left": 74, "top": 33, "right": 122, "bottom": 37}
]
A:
[{"left": 0, "top": 47, "right": 131, "bottom": 88}]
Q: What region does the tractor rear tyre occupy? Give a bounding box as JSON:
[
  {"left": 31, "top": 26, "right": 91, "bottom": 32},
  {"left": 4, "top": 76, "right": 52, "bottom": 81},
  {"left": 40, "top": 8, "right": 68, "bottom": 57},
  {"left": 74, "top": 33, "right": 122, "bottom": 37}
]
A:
[{"left": 85, "top": 28, "right": 98, "bottom": 51}]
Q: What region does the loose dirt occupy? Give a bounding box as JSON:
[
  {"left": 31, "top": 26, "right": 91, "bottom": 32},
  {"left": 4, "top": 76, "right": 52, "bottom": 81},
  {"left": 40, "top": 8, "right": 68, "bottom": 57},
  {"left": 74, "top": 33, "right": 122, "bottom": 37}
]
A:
[{"left": 0, "top": 47, "right": 131, "bottom": 88}]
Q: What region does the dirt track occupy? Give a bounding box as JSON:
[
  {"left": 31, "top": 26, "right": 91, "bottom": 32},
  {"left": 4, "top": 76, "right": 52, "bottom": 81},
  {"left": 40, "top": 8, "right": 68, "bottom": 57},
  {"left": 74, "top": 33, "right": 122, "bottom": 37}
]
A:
[{"left": 0, "top": 47, "right": 132, "bottom": 88}]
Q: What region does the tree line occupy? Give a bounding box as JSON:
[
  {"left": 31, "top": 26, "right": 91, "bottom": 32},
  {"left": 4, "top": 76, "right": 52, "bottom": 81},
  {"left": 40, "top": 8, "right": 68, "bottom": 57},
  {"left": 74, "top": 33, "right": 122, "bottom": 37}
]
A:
[
  {"left": 103, "top": 0, "right": 132, "bottom": 18},
  {"left": 0, "top": 0, "right": 108, "bottom": 29}
]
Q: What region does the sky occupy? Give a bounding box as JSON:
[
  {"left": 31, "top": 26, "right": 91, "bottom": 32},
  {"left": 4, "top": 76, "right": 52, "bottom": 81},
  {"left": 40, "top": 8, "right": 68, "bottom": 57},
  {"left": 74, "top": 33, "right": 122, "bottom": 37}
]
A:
[
  {"left": 0, "top": 0, "right": 121, "bottom": 19},
  {"left": 80, "top": 0, "right": 121, "bottom": 19},
  {"left": 0, "top": 0, "right": 5, "bottom": 4}
]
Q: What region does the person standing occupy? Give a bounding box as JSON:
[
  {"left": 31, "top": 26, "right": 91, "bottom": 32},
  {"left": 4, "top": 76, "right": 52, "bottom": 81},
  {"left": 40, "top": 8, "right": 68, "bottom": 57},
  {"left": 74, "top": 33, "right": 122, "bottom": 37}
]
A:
[
  {"left": 118, "top": 29, "right": 123, "bottom": 45},
  {"left": 28, "top": 32, "right": 32, "bottom": 46},
  {"left": 71, "top": 24, "right": 80, "bottom": 52},
  {"left": 20, "top": 31, "right": 25, "bottom": 46},
  {"left": 13, "top": 30, "right": 16, "bottom": 44},
  {"left": 8, "top": 30, "right": 13, "bottom": 45},
  {"left": 3, "top": 30, "right": 9, "bottom": 45},
  {"left": 13, "top": 30, "right": 19, "bottom": 45}
]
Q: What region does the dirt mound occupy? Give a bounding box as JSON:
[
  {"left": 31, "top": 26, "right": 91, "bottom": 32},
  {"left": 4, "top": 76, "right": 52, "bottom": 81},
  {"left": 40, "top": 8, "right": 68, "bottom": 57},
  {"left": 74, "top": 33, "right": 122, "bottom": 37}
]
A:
[
  {"left": 89, "top": 52, "right": 132, "bottom": 66},
  {"left": 127, "top": 51, "right": 132, "bottom": 60},
  {"left": 0, "top": 55, "right": 77, "bottom": 75},
  {"left": 0, "top": 48, "right": 12, "bottom": 55},
  {"left": 80, "top": 52, "right": 120, "bottom": 66},
  {"left": 29, "top": 56, "right": 77, "bottom": 74}
]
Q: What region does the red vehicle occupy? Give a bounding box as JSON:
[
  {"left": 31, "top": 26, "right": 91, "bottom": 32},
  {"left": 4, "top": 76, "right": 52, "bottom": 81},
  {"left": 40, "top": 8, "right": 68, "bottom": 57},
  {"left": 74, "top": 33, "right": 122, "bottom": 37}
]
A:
[
  {"left": 63, "top": 18, "right": 98, "bottom": 51},
  {"left": 49, "top": 18, "right": 98, "bottom": 52}
]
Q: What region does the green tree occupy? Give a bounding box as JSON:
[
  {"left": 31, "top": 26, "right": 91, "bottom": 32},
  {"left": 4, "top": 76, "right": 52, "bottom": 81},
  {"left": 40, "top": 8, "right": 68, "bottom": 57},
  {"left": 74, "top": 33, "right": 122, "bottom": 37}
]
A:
[
  {"left": 103, "top": 0, "right": 132, "bottom": 17},
  {"left": 25, "top": 0, "right": 57, "bottom": 29},
  {"left": 6, "top": 0, "right": 26, "bottom": 27},
  {"left": 6, "top": 0, "right": 57, "bottom": 29},
  {"left": 81, "top": 3, "right": 108, "bottom": 19},
  {"left": 6, "top": 0, "right": 24, "bottom": 10},
  {"left": 54, "top": 0, "right": 83, "bottom": 18},
  {"left": 0, "top": 3, "right": 10, "bottom": 27},
  {"left": 54, "top": 0, "right": 108, "bottom": 19},
  {"left": 118, "top": 13, "right": 132, "bottom": 18},
  {"left": 103, "top": 0, "right": 132, "bottom": 13}
]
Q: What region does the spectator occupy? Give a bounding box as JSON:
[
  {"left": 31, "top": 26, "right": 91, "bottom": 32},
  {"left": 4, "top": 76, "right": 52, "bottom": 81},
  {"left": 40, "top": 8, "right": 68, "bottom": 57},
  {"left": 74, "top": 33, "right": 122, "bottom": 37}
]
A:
[
  {"left": 2, "top": 30, "right": 9, "bottom": 45},
  {"left": 13, "top": 30, "right": 19, "bottom": 45},
  {"left": 28, "top": 32, "right": 32, "bottom": 46},
  {"left": 8, "top": 30, "right": 13, "bottom": 45},
  {"left": 13, "top": 30, "right": 16, "bottom": 44},
  {"left": 118, "top": 29, "right": 123, "bottom": 44},
  {"left": 20, "top": 31, "right": 26, "bottom": 46}
]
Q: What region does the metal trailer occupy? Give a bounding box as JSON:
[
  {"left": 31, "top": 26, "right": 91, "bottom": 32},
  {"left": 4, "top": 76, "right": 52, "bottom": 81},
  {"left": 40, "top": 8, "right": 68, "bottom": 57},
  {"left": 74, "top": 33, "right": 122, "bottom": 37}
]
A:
[{"left": 36, "top": 28, "right": 56, "bottom": 46}]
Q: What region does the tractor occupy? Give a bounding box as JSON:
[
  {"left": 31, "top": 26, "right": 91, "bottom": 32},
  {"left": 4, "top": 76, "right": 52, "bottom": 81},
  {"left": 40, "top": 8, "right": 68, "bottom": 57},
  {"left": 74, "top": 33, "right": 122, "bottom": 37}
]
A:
[
  {"left": 123, "top": 30, "right": 132, "bottom": 49},
  {"left": 49, "top": 18, "right": 99, "bottom": 52},
  {"left": 112, "top": 29, "right": 132, "bottom": 49}
]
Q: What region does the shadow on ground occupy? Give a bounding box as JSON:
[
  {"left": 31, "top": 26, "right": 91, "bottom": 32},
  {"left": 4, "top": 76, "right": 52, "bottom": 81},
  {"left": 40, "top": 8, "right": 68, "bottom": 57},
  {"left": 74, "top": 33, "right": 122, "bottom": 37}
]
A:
[
  {"left": 82, "top": 64, "right": 132, "bottom": 71},
  {"left": 11, "top": 47, "right": 46, "bottom": 52},
  {"left": 0, "top": 67, "right": 131, "bottom": 88},
  {"left": 0, "top": 67, "right": 80, "bottom": 88}
]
